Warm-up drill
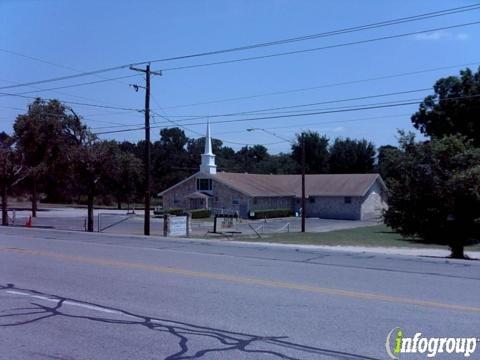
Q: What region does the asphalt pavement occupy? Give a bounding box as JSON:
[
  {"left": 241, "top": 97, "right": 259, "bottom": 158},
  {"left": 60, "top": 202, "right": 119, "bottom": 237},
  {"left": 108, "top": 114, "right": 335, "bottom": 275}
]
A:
[{"left": 0, "top": 226, "right": 479, "bottom": 359}]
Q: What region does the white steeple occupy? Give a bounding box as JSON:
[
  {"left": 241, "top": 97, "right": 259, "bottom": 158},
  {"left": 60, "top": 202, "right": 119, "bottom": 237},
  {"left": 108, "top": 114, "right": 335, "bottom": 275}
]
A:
[{"left": 200, "top": 120, "right": 217, "bottom": 174}]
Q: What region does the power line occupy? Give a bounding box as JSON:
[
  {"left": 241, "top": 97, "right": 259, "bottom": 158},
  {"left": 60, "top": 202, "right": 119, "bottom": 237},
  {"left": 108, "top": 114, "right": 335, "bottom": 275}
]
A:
[
  {"left": 214, "top": 113, "right": 412, "bottom": 135},
  {"left": 0, "top": 74, "right": 139, "bottom": 98},
  {"left": 159, "top": 21, "right": 480, "bottom": 72},
  {"left": 0, "top": 104, "right": 143, "bottom": 127},
  {"left": 159, "top": 87, "right": 433, "bottom": 121},
  {"left": 0, "top": 76, "right": 136, "bottom": 106},
  {"left": 150, "top": 95, "right": 282, "bottom": 146},
  {"left": 161, "top": 60, "right": 480, "bottom": 109},
  {"left": 92, "top": 86, "right": 431, "bottom": 130},
  {"left": 0, "top": 92, "right": 142, "bottom": 112},
  {"left": 94, "top": 93, "right": 480, "bottom": 136},
  {"left": 2, "top": 4, "right": 479, "bottom": 90},
  {"left": 140, "top": 3, "right": 480, "bottom": 65}
]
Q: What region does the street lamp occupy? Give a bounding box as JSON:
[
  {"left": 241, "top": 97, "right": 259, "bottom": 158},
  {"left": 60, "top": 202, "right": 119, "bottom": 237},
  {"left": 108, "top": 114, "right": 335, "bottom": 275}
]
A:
[{"left": 247, "top": 128, "right": 306, "bottom": 232}]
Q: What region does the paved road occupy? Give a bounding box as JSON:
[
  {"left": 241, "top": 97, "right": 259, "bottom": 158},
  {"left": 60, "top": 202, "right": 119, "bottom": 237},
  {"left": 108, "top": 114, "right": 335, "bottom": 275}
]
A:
[{"left": 0, "top": 227, "right": 479, "bottom": 359}]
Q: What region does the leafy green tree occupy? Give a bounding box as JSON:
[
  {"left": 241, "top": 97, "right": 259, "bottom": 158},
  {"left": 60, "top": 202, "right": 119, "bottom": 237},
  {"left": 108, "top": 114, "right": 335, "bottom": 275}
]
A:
[
  {"left": 377, "top": 145, "right": 402, "bottom": 182},
  {"left": 13, "top": 98, "right": 86, "bottom": 213},
  {"left": 106, "top": 143, "right": 144, "bottom": 209},
  {"left": 328, "top": 138, "right": 376, "bottom": 173},
  {"left": 291, "top": 131, "right": 329, "bottom": 174},
  {"left": 0, "top": 132, "right": 25, "bottom": 225},
  {"left": 235, "top": 145, "right": 270, "bottom": 173},
  {"left": 258, "top": 153, "right": 297, "bottom": 174},
  {"left": 411, "top": 67, "right": 480, "bottom": 145},
  {"left": 187, "top": 137, "right": 224, "bottom": 168},
  {"left": 152, "top": 128, "right": 190, "bottom": 193},
  {"left": 384, "top": 133, "right": 480, "bottom": 258},
  {"left": 73, "top": 136, "right": 118, "bottom": 231}
]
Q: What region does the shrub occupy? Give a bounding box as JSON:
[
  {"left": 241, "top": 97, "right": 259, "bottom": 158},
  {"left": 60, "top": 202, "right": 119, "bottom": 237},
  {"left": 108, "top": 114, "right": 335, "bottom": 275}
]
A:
[
  {"left": 153, "top": 208, "right": 184, "bottom": 216},
  {"left": 250, "top": 208, "right": 292, "bottom": 219},
  {"left": 190, "top": 209, "right": 211, "bottom": 219}
]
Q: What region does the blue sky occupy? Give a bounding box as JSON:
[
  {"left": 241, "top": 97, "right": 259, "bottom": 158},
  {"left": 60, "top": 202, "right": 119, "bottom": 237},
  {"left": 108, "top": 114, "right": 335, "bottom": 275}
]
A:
[{"left": 1, "top": 0, "right": 479, "bottom": 153}]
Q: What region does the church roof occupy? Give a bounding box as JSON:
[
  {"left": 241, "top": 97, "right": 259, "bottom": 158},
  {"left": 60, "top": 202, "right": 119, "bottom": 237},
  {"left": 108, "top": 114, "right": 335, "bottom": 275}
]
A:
[
  {"left": 184, "top": 191, "right": 212, "bottom": 199},
  {"left": 210, "top": 172, "right": 385, "bottom": 198},
  {"left": 158, "top": 172, "right": 385, "bottom": 198}
]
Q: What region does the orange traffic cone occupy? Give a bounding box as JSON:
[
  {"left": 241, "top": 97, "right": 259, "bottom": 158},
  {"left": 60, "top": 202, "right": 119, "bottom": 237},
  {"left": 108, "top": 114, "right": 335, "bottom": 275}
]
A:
[{"left": 25, "top": 215, "right": 32, "bottom": 228}]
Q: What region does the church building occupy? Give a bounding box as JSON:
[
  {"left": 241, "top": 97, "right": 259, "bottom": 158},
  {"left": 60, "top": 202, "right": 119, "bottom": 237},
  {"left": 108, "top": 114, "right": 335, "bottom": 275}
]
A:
[{"left": 158, "top": 123, "right": 388, "bottom": 220}]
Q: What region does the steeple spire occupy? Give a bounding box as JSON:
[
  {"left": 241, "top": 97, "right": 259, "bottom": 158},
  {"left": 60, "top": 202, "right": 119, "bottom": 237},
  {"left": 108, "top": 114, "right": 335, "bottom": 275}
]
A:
[
  {"left": 200, "top": 120, "right": 217, "bottom": 174},
  {"left": 204, "top": 120, "right": 213, "bottom": 155}
]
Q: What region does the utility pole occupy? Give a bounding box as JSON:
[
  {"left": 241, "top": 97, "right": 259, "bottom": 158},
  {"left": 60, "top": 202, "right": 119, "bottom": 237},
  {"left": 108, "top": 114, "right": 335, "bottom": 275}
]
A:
[
  {"left": 246, "top": 128, "right": 306, "bottom": 232},
  {"left": 301, "top": 133, "right": 306, "bottom": 233},
  {"left": 130, "top": 64, "right": 161, "bottom": 236}
]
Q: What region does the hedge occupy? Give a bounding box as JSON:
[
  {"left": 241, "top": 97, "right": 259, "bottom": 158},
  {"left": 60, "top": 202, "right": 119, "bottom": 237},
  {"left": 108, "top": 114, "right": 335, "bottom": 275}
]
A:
[
  {"left": 190, "top": 209, "right": 211, "bottom": 219},
  {"left": 153, "top": 208, "right": 184, "bottom": 216},
  {"left": 250, "top": 208, "right": 292, "bottom": 219}
]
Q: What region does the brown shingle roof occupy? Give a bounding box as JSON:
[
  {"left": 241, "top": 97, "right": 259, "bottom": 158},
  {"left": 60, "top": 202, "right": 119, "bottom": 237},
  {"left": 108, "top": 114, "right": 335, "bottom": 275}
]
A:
[{"left": 212, "top": 172, "right": 384, "bottom": 197}]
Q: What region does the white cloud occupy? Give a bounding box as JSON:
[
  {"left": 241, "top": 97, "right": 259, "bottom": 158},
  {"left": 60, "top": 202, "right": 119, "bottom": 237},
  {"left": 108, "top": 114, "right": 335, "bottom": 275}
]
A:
[
  {"left": 414, "top": 30, "right": 470, "bottom": 41},
  {"left": 456, "top": 32, "right": 470, "bottom": 41}
]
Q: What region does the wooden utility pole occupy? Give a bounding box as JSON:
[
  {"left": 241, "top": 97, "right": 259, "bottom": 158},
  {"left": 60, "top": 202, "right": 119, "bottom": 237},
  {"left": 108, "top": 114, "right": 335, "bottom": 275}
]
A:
[
  {"left": 301, "top": 133, "right": 306, "bottom": 233},
  {"left": 130, "top": 64, "right": 161, "bottom": 236}
]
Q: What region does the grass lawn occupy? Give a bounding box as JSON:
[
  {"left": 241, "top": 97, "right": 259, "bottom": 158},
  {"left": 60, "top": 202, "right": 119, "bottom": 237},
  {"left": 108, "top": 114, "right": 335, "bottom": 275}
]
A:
[{"left": 237, "top": 224, "right": 480, "bottom": 251}]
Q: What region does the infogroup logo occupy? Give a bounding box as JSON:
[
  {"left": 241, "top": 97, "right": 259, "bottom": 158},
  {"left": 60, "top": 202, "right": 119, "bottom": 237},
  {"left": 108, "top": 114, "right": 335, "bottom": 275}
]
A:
[{"left": 385, "top": 328, "right": 478, "bottom": 359}]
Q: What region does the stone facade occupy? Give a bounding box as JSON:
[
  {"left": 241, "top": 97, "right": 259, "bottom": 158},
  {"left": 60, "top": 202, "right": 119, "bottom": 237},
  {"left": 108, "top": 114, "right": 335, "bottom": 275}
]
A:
[
  {"left": 296, "top": 178, "right": 387, "bottom": 220},
  {"left": 304, "top": 195, "right": 362, "bottom": 220},
  {"left": 161, "top": 174, "right": 250, "bottom": 216},
  {"left": 250, "top": 197, "right": 294, "bottom": 212},
  {"left": 161, "top": 175, "right": 197, "bottom": 210},
  {"left": 360, "top": 180, "right": 387, "bottom": 220},
  {"left": 161, "top": 173, "right": 387, "bottom": 220}
]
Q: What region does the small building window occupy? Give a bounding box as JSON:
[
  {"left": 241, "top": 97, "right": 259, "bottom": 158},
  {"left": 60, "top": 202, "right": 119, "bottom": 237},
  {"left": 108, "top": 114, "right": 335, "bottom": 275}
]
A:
[
  {"left": 344, "top": 196, "right": 352, "bottom": 204},
  {"left": 309, "top": 197, "right": 315, "bottom": 204},
  {"left": 197, "top": 178, "right": 212, "bottom": 191},
  {"left": 232, "top": 198, "right": 240, "bottom": 205}
]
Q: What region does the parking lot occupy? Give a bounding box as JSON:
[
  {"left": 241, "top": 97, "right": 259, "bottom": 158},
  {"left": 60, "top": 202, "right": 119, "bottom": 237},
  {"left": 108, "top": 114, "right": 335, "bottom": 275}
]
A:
[{"left": 5, "top": 207, "right": 378, "bottom": 237}]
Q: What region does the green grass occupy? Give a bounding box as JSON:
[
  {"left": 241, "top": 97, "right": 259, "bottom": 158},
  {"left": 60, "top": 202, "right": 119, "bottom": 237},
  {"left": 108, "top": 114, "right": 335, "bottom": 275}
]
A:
[{"left": 237, "top": 224, "right": 480, "bottom": 251}]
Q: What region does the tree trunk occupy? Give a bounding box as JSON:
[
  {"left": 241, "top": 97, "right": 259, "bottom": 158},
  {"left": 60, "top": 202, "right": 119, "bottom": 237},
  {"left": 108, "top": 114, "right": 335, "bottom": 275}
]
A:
[
  {"left": 117, "top": 197, "right": 122, "bottom": 210},
  {"left": 87, "top": 189, "right": 94, "bottom": 232},
  {"left": 32, "top": 179, "right": 37, "bottom": 217},
  {"left": 450, "top": 243, "right": 465, "bottom": 259},
  {"left": 1, "top": 184, "right": 7, "bottom": 226}
]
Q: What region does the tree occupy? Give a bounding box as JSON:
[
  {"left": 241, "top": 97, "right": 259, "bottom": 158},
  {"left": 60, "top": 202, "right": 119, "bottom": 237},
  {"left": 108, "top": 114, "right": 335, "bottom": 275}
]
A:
[
  {"left": 292, "top": 131, "right": 329, "bottom": 174},
  {"left": 187, "top": 137, "right": 224, "bottom": 169},
  {"left": 235, "top": 145, "right": 270, "bottom": 173},
  {"left": 411, "top": 67, "right": 480, "bottom": 146},
  {"left": 0, "top": 133, "right": 25, "bottom": 225},
  {"left": 328, "top": 138, "right": 376, "bottom": 173},
  {"left": 73, "top": 136, "right": 117, "bottom": 232},
  {"left": 152, "top": 128, "right": 190, "bottom": 193},
  {"left": 13, "top": 98, "right": 86, "bottom": 214},
  {"left": 377, "top": 145, "right": 402, "bottom": 182},
  {"left": 106, "top": 144, "right": 144, "bottom": 209},
  {"left": 384, "top": 133, "right": 480, "bottom": 259}
]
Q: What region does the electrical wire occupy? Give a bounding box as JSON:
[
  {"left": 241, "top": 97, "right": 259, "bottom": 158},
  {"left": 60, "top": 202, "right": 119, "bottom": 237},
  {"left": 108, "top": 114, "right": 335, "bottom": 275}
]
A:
[
  {"left": 2, "top": 4, "right": 479, "bottom": 90},
  {"left": 159, "top": 21, "right": 480, "bottom": 72}
]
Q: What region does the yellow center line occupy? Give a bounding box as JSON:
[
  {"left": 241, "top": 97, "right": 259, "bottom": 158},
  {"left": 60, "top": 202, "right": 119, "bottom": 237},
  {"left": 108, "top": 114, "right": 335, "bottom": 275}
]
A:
[{"left": 2, "top": 247, "right": 479, "bottom": 313}]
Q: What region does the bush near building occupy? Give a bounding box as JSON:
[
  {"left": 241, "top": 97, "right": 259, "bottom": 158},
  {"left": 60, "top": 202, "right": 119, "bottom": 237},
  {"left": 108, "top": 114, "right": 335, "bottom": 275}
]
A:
[
  {"left": 250, "top": 208, "right": 292, "bottom": 219},
  {"left": 190, "top": 209, "right": 211, "bottom": 219},
  {"left": 153, "top": 208, "right": 184, "bottom": 216}
]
